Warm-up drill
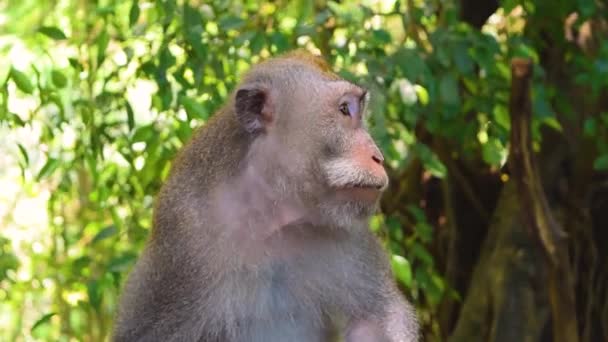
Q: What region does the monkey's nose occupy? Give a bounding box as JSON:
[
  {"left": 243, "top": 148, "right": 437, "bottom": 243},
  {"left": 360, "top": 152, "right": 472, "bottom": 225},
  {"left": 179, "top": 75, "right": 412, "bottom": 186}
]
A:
[{"left": 371, "top": 153, "right": 384, "bottom": 165}]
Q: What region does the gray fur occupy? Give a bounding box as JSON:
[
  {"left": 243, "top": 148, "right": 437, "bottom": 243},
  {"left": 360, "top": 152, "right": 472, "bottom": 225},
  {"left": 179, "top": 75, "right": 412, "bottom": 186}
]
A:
[{"left": 113, "top": 51, "right": 418, "bottom": 342}]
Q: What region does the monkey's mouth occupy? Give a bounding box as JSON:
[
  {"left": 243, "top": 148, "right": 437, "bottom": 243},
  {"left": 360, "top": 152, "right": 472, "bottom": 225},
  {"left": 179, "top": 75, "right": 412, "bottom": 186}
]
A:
[{"left": 335, "top": 183, "right": 385, "bottom": 202}]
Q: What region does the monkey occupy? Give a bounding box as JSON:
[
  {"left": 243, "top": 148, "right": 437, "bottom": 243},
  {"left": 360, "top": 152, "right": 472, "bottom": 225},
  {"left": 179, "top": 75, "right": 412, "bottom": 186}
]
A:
[{"left": 113, "top": 50, "right": 419, "bottom": 342}]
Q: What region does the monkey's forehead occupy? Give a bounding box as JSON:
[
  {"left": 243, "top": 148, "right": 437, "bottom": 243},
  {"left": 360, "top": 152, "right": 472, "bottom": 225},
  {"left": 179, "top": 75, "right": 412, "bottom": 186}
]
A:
[
  {"left": 326, "top": 79, "right": 368, "bottom": 94},
  {"left": 282, "top": 50, "right": 335, "bottom": 73},
  {"left": 277, "top": 54, "right": 366, "bottom": 91},
  {"left": 248, "top": 55, "right": 341, "bottom": 80},
  {"left": 240, "top": 56, "right": 369, "bottom": 101}
]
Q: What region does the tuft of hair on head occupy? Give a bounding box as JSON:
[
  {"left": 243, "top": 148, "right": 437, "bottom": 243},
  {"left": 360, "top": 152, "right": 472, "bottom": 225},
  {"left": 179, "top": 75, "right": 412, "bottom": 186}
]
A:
[
  {"left": 272, "top": 49, "right": 341, "bottom": 80},
  {"left": 282, "top": 49, "right": 332, "bottom": 71}
]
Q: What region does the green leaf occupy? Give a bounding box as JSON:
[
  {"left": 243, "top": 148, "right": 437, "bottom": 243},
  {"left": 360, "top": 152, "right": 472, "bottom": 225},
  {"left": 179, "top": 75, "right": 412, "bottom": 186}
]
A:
[
  {"left": 235, "top": 31, "right": 255, "bottom": 46},
  {"left": 17, "top": 143, "right": 29, "bottom": 166},
  {"left": 72, "top": 256, "right": 92, "bottom": 272},
  {"left": 10, "top": 68, "right": 34, "bottom": 94},
  {"left": 583, "top": 118, "right": 597, "bottom": 137},
  {"left": 371, "top": 29, "right": 391, "bottom": 44},
  {"left": 184, "top": 3, "right": 203, "bottom": 29},
  {"left": 270, "top": 32, "right": 289, "bottom": 53},
  {"left": 158, "top": 47, "right": 176, "bottom": 71},
  {"left": 250, "top": 33, "right": 266, "bottom": 54},
  {"left": 68, "top": 57, "right": 81, "bottom": 70},
  {"left": 327, "top": 2, "right": 345, "bottom": 18},
  {"left": 593, "top": 154, "right": 608, "bottom": 171},
  {"left": 180, "top": 96, "right": 208, "bottom": 120},
  {"left": 386, "top": 216, "right": 404, "bottom": 241},
  {"left": 96, "top": 6, "right": 115, "bottom": 16},
  {"left": 532, "top": 85, "right": 554, "bottom": 118},
  {"left": 87, "top": 280, "right": 102, "bottom": 311},
  {"left": 415, "top": 222, "right": 433, "bottom": 243},
  {"left": 11, "top": 113, "right": 26, "bottom": 126},
  {"left": 97, "top": 30, "right": 110, "bottom": 66},
  {"left": 493, "top": 105, "right": 510, "bottom": 130},
  {"left": 407, "top": 205, "right": 426, "bottom": 223},
  {"left": 414, "top": 143, "right": 447, "bottom": 178},
  {"left": 439, "top": 73, "right": 460, "bottom": 106},
  {"left": 395, "top": 48, "right": 425, "bottom": 81},
  {"left": 0, "top": 63, "right": 10, "bottom": 86},
  {"left": 502, "top": 0, "right": 519, "bottom": 12},
  {"left": 30, "top": 312, "right": 56, "bottom": 333},
  {"left": 125, "top": 100, "right": 135, "bottom": 131},
  {"left": 51, "top": 70, "right": 67, "bottom": 88},
  {"left": 414, "top": 267, "right": 430, "bottom": 287},
  {"left": 219, "top": 16, "right": 245, "bottom": 31},
  {"left": 108, "top": 254, "right": 137, "bottom": 272},
  {"left": 541, "top": 116, "right": 562, "bottom": 132},
  {"left": 91, "top": 225, "right": 118, "bottom": 245},
  {"left": 391, "top": 255, "right": 413, "bottom": 287},
  {"left": 129, "top": 0, "right": 140, "bottom": 27},
  {"left": 131, "top": 124, "right": 156, "bottom": 143},
  {"left": 435, "top": 43, "right": 451, "bottom": 68},
  {"left": 426, "top": 273, "right": 446, "bottom": 304},
  {"left": 454, "top": 44, "right": 474, "bottom": 74},
  {"left": 462, "top": 78, "right": 478, "bottom": 94},
  {"left": 36, "top": 158, "right": 60, "bottom": 181},
  {"left": 368, "top": 215, "right": 382, "bottom": 233},
  {"left": 482, "top": 137, "right": 507, "bottom": 166},
  {"left": 38, "top": 26, "right": 67, "bottom": 40},
  {"left": 411, "top": 243, "right": 434, "bottom": 266},
  {"left": 577, "top": 0, "right": 596, "bottom": 19},
  {"left": 513, "top": 44, "right": 539, "bottom": 63},
  {"left": 602, "top": 112, "right": 608, "bottom": 126},
  {"left": 414, "top": 85, "right": 429, "bottom": 106}
]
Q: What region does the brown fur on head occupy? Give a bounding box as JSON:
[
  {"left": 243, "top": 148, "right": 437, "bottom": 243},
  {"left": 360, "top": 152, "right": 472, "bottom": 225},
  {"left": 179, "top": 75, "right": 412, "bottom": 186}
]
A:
[{"left": 279, "top": 49, "right": 339, "bottom": 77}]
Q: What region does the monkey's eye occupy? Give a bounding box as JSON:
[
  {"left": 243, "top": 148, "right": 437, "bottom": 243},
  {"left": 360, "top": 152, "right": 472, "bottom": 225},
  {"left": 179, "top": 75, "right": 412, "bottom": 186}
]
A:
[
  {"left": 339, "top": 102, "right": 350, "bottom": 116},
  {"left": 339, "top": 95, "right": 361, "bottom": 119}
]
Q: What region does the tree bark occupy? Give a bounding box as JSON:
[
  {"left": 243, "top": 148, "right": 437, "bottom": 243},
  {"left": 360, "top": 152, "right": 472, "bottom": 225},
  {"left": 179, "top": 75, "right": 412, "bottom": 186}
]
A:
[
  {"left": 448, "top": 181, "right": 548, "bottom": 342},
  {"left": 508, "top": 58, "right": 579, "bottom": 342}
]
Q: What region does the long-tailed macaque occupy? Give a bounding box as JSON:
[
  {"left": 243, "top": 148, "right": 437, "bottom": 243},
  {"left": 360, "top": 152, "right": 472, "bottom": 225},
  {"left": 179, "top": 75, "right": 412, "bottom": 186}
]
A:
[{"left": 113, "top": 51, "right": 419, "bottom": 342}]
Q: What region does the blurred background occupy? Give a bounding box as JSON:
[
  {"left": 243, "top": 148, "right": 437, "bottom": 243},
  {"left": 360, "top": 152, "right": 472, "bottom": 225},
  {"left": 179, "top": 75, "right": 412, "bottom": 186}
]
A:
[{"left": 0, "top": 0, "right": 607, "bottom": 341}]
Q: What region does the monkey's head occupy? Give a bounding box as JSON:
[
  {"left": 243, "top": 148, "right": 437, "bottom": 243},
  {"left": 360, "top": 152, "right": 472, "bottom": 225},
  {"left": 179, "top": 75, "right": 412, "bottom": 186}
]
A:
[{"left": 233, "top": 51, "right": 388, "bottom": 228}]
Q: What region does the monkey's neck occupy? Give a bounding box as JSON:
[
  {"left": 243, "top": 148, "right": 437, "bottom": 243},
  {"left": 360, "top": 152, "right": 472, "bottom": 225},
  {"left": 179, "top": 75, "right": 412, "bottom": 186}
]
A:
[{"left": 212, "top": 162, "right": 309, "bottom": 241}]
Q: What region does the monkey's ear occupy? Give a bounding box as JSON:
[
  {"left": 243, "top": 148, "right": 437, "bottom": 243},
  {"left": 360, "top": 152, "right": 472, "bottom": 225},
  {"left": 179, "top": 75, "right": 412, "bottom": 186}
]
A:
[{"left": 235, "top": 85, "right": 274, "bottom": 133}]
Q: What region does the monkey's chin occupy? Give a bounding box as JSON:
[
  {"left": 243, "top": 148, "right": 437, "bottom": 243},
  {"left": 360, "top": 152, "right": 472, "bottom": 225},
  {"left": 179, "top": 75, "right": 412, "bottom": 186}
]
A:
[
  {"left": 334, "top": 187, "right": 382, "bottom": 203},
  {"left": 318, "top": 196, "right": 379, "bottom": 228}
]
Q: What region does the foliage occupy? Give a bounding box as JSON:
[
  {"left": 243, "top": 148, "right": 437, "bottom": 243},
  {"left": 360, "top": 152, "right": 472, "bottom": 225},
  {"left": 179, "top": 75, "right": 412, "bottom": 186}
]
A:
[{"left": 0, "top": 0, "right": 606, "bottom": 341}]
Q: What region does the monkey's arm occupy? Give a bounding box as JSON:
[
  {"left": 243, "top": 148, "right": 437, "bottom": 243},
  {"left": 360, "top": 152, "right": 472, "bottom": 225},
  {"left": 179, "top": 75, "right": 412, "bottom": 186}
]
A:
[
  {"left": 346, "top": 286, "right": 419, "bottom": 342},
  {"left": 381, "top": 289, "right": 419, "bottom": 342}
]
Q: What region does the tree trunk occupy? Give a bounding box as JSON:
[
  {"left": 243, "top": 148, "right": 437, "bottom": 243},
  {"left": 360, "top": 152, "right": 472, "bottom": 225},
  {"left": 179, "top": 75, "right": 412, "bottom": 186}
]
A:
[{"left": 508, "top": 59, "right": 579, "bottom": 342}]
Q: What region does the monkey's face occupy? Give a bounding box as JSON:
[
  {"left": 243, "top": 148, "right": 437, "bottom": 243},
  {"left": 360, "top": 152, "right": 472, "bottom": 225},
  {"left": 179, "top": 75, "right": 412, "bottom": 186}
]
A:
[
  {"left": 310, "top": 80, "right": 389, "bottom": 224},
  {"left": 235, "top": 63, "right": 388, "bottom": 227},
  {"left": 270, "top": 75, "right": 388, "bottom": 225}
]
